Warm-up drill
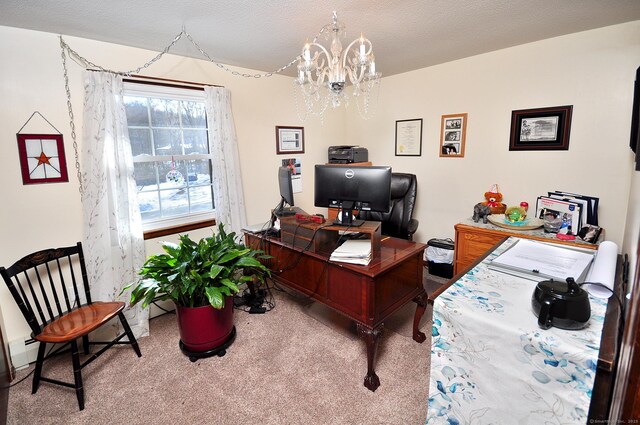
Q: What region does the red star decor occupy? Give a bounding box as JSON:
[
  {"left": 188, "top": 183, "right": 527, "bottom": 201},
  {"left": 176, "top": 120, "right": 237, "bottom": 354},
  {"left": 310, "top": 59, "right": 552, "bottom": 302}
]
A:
[{"left": 36, "top": 151, "right": 52, "bottom": 166}]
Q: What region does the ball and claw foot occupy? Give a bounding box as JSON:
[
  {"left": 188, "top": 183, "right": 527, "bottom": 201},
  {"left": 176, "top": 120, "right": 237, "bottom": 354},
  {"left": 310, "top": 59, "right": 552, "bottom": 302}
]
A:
[{"left": 364, "top": 373, "right": 380, "bottom": 392}]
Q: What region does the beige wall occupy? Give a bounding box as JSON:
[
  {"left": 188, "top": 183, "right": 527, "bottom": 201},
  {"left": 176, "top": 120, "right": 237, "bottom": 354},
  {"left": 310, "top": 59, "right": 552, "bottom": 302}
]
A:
[
  {"left": 1, "top": 21, "right": 640, "bottom": 357},
  {"left": 347, "top": 21, "right": 640, "bottom": 247},
  {"left": 0, "top": 26, "right": 344, "bottom": 344}
]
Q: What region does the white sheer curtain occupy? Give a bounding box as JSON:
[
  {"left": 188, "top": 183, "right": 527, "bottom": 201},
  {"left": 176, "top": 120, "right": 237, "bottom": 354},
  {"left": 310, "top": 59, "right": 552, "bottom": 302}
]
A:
[
  {"left": 81, "top": 71, "right": 149, "bottom": 338},
  {"left": 204, "top": 87, "right": 247, "bottom": 235}
]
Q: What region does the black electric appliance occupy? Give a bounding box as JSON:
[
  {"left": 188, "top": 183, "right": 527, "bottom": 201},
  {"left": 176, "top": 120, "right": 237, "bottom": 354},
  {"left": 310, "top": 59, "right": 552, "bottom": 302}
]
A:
[{"left": 532, "top": 277, "right": 591, "bottom": 330}]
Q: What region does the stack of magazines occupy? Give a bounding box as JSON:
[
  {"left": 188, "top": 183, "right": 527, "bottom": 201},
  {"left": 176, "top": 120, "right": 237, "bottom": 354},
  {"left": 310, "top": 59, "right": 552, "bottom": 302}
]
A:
[
  {"left": 535, "top": 190, "right": 601, "bottom": 242},
  {"left": 330, "top": 240, "right": 372, "bottom": 265}
]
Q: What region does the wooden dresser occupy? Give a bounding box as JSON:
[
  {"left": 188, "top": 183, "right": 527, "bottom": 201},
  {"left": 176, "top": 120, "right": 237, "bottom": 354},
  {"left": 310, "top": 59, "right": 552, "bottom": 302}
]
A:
[{"left": 454, "top": 218, "right": 598, "bottom": 274}]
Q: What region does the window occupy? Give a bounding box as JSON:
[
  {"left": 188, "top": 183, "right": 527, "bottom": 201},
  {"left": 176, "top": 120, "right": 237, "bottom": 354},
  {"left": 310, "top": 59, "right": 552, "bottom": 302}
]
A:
[{"left": 123, "top": 82, "right": 215, "bottom": 231}]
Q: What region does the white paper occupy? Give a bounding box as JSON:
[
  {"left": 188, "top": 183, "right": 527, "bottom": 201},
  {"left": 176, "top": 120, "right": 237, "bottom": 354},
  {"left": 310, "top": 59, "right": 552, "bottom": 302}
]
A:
[
  {"left": 488, "top": 239, "right": 594, "bottom": 282},
  {"left": 330, "top": 239, "right": 372, "bottom": 265},
  {"left": 583, "top": 241, "right": 618, "bottom": 298}
]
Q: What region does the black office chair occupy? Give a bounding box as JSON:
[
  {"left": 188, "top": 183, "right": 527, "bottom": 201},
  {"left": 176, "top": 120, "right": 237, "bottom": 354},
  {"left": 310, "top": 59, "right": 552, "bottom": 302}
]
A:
[
  {"left": 358, "top": 172, "right": 419, "bottom": 240},
  {"left": 0, "top": 242, "right": 142, "bottom": 410}
]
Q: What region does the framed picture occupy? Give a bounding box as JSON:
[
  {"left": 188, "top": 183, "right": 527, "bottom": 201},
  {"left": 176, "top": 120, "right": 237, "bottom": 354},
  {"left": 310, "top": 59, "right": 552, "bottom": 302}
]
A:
[
  {"left": 439, "top": 113, "right": 467, "bottom": 157},
  {"left": 509, "top": 105, "right": 573, "bottom": 151},
  {"left": 16, "top": 133, "right": 69, "bottom": 185},
  {"left": 395, "top": 119, "right": 422, "bottom": 156},
  {"left": 276, "top": 126, "right": 305, "bottom": 154}
]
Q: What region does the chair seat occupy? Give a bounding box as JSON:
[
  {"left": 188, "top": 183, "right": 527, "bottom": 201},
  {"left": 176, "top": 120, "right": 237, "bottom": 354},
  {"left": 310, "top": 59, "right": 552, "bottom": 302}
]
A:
[{"left": 37, "top": 301, "right": 125, "bottom": 343}]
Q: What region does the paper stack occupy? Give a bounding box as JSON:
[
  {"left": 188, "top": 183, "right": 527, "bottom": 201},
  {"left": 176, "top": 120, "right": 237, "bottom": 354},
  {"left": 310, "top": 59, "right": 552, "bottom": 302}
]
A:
[{"left": 330, "top": 239, "right": 372, "bottom": 265}]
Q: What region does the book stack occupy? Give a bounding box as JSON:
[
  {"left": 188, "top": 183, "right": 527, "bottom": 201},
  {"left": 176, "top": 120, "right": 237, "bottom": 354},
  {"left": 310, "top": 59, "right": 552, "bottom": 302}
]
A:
[
  {"left": 329, "top": 239, "right": 372, "bottom": 266},
  {"left": 535, "top": 190, "right": 601, "bottom": 242}
]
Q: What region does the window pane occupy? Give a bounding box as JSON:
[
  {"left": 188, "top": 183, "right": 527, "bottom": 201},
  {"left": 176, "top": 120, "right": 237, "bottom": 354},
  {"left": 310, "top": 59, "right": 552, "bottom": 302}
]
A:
[
  {"left": 129, "top": 128, "right": 153, "bottom": 156},
  {"left": 150, "top": 98, "right": 180, "bottom": 127},
  {"left": 160, "top": 189, "right": 189, "bottom": 217},
  {"left": 124, "top": 85, "right": 214, "bottom": 228},
  {"left": 181, "top": 101, "right": 207, "bottom": 128},
  {"left": 124, "top": 96, "right": 149, "bottom": 126},
  {"left": 134, "top": 162, "right": 158, "bottom": 188},
  {"left": 185, "top": 159, "right": 212, "bottom": 185},
  {"left": 137, "top": 190, "right": 160, "bottom": 221},
  {"left": 184, "top": 130, "right": 209, "bottom": 155},
  {"left": 189, "top": 185, "right": 215, "bottom": 212},
  {"left": 153, "top": 129, "right": 182, "bottom": 156}
]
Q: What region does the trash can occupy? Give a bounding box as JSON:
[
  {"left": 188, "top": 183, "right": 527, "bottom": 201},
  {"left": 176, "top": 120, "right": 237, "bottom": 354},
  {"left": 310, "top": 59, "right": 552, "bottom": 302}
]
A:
[{"left": 426, "top": 238, "right": 454, "bottom": 279}]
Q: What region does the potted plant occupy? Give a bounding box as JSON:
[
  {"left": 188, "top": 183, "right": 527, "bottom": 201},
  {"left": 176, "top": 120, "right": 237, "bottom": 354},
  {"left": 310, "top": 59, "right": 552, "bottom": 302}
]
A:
[{"left": 124, "top": 223, "right": 270, "bottom": 359}]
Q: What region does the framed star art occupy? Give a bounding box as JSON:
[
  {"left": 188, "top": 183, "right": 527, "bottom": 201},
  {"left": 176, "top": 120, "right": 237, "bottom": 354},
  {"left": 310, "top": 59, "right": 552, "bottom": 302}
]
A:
[{"left": 16, "top": 134, "right": 69, "bottom": 185}]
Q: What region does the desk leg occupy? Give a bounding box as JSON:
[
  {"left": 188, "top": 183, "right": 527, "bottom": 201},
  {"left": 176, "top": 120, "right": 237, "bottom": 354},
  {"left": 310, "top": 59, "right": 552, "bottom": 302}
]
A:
[
  {"left": 412, "top": 291, "right": 428, "bottom": 343},
  {"left": 357, "top": 323, "right": 383, "bottom": 392}
]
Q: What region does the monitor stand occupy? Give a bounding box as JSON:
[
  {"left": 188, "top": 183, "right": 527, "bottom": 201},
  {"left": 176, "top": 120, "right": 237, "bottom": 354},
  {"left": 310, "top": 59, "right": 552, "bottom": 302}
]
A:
[
  {"left": 333, "top": 202, "right": 365, "bottom": 227},
  {"left": 273, "top": 198, "right": 297, "bottom": 218}
]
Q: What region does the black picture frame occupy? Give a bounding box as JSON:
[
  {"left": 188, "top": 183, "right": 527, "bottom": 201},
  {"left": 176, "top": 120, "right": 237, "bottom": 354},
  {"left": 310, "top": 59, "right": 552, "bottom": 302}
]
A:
[
  {"left": 509, "top": 105, "right": 573, "bottom": 151},
  {"left": 395, "top": 118, "right": 423, "bottom": 156}
]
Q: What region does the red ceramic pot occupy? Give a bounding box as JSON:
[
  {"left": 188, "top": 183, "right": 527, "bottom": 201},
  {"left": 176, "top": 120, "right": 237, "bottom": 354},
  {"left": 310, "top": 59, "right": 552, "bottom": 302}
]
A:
[{"left": 175, "top": 298, "right": 234, "bottom": 352}]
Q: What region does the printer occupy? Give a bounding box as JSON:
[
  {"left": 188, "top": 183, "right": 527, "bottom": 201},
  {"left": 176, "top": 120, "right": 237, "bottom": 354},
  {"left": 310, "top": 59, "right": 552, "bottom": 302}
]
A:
[{"left": 327, "top": 145, "right": 369, "bottom": 164}]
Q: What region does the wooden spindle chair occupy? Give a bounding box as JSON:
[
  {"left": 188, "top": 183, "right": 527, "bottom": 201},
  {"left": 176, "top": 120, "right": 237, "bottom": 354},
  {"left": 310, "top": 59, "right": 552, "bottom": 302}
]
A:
[{"left": 0, "top": 242, "right": 142, "bottom": 410}]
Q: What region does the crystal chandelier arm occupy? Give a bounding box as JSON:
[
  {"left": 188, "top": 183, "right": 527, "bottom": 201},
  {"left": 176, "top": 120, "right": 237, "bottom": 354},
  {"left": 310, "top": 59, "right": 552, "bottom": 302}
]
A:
[
  {"left": 342, "top": 36, "right": 372, "bottom": 68},
  {"left": 305, "top": 42, "right": 332, "bottom": 67},
  {"left": 299, "top": 42, "right": 332, "bottom": 85},
  {"left": 342, "top": 37, "right": 372, "bottom": 86}
]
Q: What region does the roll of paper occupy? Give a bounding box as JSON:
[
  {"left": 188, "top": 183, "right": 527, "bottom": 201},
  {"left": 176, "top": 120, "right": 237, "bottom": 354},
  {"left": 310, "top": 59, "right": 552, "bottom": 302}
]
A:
[{"left": 583, "top": 241, "right": 618, "bottom": 298}]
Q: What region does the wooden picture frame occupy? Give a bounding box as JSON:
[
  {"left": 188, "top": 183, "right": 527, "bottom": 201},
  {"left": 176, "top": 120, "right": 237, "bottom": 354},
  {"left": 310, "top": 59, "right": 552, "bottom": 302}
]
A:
[
  {"left": 16, "top": 133, "right": 69, "bottom": 185},
  {"left": 439, "top": 113, "right": 467, "bottom": 157},
  {"left": 276, "top": 126, "right": 305, "bottom": 154},
  {"left": 395, "top": 119, "right": 423, "bottom": 156},
  {"left": 509, "top": 105, "right": 573, "bottom": 151}
]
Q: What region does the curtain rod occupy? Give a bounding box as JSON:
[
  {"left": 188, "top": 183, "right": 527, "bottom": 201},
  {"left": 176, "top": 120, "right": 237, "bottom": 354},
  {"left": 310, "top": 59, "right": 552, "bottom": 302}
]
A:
[
  {"left": 125, "top": 74, "right": 223, "bottom": 88},
  {"left": 87, "top": 69, "right": 223, "bottom": 90}
]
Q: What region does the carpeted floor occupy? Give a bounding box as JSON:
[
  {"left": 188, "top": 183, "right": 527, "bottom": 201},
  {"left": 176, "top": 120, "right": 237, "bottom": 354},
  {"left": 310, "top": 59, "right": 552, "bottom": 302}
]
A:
[{"left": 7, "top": 273, "right": 447, "bottom": 425}]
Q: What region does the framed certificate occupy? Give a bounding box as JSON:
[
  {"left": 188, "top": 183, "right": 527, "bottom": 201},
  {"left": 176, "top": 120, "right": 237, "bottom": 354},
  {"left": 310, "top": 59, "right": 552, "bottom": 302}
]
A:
[
  {"left": 276, "top": 126, "right": 305, "bottom": 154},
  {"left": 395, "top": 119, "right": 422, "bottom": 156}
]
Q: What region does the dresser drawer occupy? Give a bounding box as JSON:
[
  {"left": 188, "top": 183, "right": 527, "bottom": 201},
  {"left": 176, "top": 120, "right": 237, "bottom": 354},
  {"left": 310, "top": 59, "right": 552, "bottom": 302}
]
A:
[{"left": 460, "top": 232, "right": 503, "bottom": 257}]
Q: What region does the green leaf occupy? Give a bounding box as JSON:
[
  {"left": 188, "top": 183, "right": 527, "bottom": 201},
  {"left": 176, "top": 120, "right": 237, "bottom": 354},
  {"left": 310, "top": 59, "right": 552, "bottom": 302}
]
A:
[
  {"left": 209, "top": 264, "right": 224, "bottom": 280},
  {"left": 161, "top": 242, "right": 180, "bottom": 257},
  {"left": 205, "top": 287, "right": 224, "bottom": 309},
  {"left": 219, "top": 278, "right": 240, "bottom": 293}
]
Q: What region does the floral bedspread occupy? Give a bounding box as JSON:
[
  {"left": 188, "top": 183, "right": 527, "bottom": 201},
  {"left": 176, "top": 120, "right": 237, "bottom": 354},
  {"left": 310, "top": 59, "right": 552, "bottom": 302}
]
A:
[{"left": 426, "top": 237, "right": 608, "bottom": 425}]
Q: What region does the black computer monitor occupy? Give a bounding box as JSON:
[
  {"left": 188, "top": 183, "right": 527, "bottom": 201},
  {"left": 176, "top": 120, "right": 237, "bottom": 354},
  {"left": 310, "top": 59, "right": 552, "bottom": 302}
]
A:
[
  {"left": 314, "top": 164, "right": 392, "bottom": 227},
  {"left": 273, "top": 166, "right": 296, "bottom": 217}
]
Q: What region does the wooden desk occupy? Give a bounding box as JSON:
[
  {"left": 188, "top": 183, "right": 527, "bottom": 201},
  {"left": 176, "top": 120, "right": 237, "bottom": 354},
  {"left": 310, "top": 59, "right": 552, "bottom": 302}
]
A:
[
  {"left": 245, "top": 227, "right": 427, "bottom": 391},
  {"left": 454, "top": 219, "right": 597, "bottom": 274}
]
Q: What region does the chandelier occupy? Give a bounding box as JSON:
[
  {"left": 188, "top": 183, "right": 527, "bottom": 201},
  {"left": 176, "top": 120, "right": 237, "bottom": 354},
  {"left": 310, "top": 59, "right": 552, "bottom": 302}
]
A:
[{"left": 294, "top": 12, "right": 381, "bottom": 120}]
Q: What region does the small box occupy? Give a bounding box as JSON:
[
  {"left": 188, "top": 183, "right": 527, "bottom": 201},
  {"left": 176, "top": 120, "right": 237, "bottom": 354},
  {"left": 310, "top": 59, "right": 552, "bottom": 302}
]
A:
[{"left": 426, "top": 238, "right": 454, "bottom": 279}]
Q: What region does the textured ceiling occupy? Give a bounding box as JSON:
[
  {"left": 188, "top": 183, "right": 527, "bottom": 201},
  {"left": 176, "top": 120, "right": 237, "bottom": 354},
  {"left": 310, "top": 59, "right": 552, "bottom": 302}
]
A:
[{"left": 1, "top": 0, "right": 640, "bottom": 77}]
